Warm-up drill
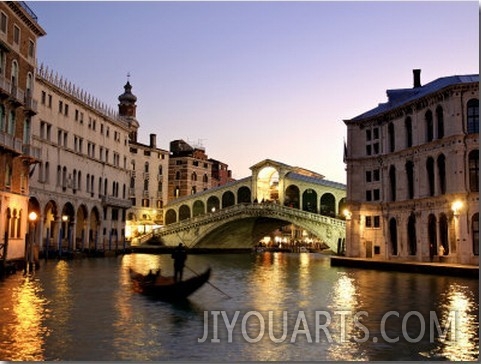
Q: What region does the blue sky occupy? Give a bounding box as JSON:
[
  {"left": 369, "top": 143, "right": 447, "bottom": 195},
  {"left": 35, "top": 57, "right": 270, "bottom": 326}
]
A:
[{"left": 30, "top": 1, "right": 479, "bottom": 183}]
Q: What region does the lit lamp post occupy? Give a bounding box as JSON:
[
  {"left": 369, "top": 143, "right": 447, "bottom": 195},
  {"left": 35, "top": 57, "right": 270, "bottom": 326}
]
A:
[
  {"left": 27, "top": 211, "right": 38, "bottom": 274},
  {"left": 59, "top": 215, "right": 68, "bottom": 258}
]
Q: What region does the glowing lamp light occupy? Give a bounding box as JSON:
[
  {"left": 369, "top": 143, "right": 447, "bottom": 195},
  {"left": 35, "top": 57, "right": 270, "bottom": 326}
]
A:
[
  {"left": 343, "top": 209, "right": 352, "bottom": 220},
  {"left": 28, "top": 211, "right": 38, "bottom": 222},
  {"left": 451, "top": 200, "right": 463, "bottom": 216},
  {"left": 62, "top": 215, "right": 69, "bottom": 222}
]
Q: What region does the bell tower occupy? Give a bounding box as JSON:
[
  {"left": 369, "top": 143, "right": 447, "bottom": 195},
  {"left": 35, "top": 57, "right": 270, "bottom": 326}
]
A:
[{"left": 118, "top": 74, "right": 140, "bottom": 142}]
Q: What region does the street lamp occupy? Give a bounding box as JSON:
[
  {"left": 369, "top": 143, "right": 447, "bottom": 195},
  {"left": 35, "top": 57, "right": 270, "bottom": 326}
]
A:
[
  {"left": 58, "top": 215, "right": 68, "bottom": 258},
  {"left": 27, "top": 211, "right": 38, "bottom": 273},
  {"left": 451, "top": 200, "right": 463, "bottom": 217}
]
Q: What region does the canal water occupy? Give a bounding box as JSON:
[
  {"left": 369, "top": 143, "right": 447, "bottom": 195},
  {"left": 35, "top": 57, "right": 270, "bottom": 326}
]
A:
[{"left": 0, "top": 253, "right": 478, "bottom": 361}]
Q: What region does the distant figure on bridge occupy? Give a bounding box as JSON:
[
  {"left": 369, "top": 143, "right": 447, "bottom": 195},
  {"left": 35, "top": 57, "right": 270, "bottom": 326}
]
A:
[{"left": 172, "top": 243, "right": 187, "bottom": 282}]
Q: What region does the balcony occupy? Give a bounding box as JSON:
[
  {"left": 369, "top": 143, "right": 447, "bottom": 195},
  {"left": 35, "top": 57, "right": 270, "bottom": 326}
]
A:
[
  {"left": 101, "top": 195, "right": 133, "bottom": 209},
  {"left": 24, "top": 94, "right": 38, "bottom": 115},
  {"left": 0, "top": 75, "right": 26, "bottom": 107},
  {"left": 0, "top": 131, "right": 23, "bottom": 155},
  {"left": 22, "top": 144, "right": 41, "bottom": 163}
]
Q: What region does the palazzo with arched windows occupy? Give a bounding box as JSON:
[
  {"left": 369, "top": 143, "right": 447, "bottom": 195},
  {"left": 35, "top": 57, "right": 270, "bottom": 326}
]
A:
[{"left": 344, "top": 70, "right": 479, "bottom": 265}]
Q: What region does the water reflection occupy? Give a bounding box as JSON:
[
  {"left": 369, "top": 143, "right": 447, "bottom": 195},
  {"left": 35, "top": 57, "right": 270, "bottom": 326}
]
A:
[
  {"left": 434, "top": 283, "right": 479, "bottom": 361},
  {"left": 4, "top": 276, "right": 48, "bottom": 361},
  {"left": 0, "top": 253, "right": 478, "bottom": 361}
]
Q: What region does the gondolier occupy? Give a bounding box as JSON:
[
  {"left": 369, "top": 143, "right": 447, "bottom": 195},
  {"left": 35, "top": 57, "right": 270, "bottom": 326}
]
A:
[{"left": 172, "top": 243, "right": 187, "bottom": 282}]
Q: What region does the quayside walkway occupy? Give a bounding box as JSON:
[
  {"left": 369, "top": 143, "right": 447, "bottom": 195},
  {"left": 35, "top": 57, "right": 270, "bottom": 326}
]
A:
[{"left": 330, "top": 256, "right": 478, "bottom": 278}]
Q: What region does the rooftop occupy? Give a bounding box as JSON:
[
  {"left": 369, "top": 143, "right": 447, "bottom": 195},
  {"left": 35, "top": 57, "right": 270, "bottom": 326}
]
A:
[{"left": 349, "top": 74, "right": 479, "bottom": 122}]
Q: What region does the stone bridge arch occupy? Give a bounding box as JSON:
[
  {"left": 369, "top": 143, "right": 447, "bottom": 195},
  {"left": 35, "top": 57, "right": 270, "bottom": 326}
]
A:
[{"left": 156, "top": 204, "right": 345, "bottom": 252}]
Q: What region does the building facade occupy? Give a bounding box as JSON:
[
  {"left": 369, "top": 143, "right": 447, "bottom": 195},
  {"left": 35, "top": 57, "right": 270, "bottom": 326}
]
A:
[
  {"left": 168, "top": 139, "right": 222, "bottom": 201},
  {"left": 127, "top": 117, "right": 169, "bottom": 240},
  {"left": 344, "top": 70, "right": 479, "bottom": 265},
  {"left": 30, "top": 67, "right": 134, "bottom": 256},
  {"left": 0, "top": 2, "right": 45, "bottom": 265}
]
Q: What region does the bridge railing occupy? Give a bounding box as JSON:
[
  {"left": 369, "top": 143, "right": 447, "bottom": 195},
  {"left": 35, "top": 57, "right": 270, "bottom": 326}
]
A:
[{"left": 154, "top": 202, "right": 345, "bottom": 236}]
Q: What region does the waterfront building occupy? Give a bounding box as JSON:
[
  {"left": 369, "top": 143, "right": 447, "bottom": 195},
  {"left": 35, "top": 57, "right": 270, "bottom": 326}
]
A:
[
  {"left": 343, "top": 70, "right": 479, "bottom": 265},
  {"left": 30, "top": 67, "right": 133, "bottom": 256},
  {"left": 122, "top": 82, "right": 170, "bottom": 240},
  {"left": 0, "top": 2, "right": 45, "bottom": 265},
  {"left": 168, "top": 139, "right": 233, "bottom": 201}
]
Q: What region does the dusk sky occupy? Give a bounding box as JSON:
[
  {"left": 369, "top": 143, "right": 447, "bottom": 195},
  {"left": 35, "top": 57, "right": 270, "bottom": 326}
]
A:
[{"left": 30, "top": 1, "right": 478, "bottom": 183}]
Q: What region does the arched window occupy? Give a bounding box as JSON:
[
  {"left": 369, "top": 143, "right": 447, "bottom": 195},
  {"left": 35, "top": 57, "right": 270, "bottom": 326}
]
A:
[
  {"left": 407, "top": 213, "right": 417, "bottom": 255},
  {"left": 191, "top": 172, "right": 197, "bottom": 181},
  {"left": 425, "top": 110, "right": 434, "bottom": 142},
  {"left": 144, "top": 162, "right": 149, "bottom": 173},
  {"left": 436, "top": 106, "right": 444, "bottom": 139},
  {"left": 437, "top": 154, "right": 446, "bottom": 195},
  {"left": 467, "top": 99, "right": 479, "bottom": 134},
  {"left": 175, "top": 171, "right": 181, "bottom": 180},
  {"left": 472, "top": 213, "right": 479, "bottom": 256},
  {"left": 143, "top": 179, "right": 149, "bottom": 191},
  {"left": 203, "top": 174, "right": 208, "bottom": 183},
  {"left": 0, "top": 105, "right": 5, "bottom": 132},
  {"left": 428, "top": 214, "right": 437, "bottom": 258},
  {"left": 469, "top": 150, "right": 479, "bottom": 192},
  {"left": 439, "top": 213, "right": 449, "bottom": 255},
  {"left": 389, "top": 218, "right": 398, "bottom": 255},
  {"left": 11, "top": 60, "right": 18, "bottom": 87},
  {"left": 388, "top": 122, "right": 395, "bottom": 152},
  {"left": 405, "top": 117, "right": 413, "bottom": 148},
  {"left": 389, "top": 165, "right": 396, "bottom": 201},
  {"left": 158, "top": 165, "right": 162, "bottom": 175},
  {"left": 426, "top": 157, "right": 435, "bottom": 196},
  {"left": 405, "top": 160, "right": 414, "bottom": 199}
]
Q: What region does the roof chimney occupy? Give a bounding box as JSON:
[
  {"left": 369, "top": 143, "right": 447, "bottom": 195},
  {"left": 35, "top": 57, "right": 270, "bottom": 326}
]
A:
[
  {"left": 413, "top": 69, "right": 421, "bottom": 88},
  {"left": 150, "top": 134, "right": 157, "bottom": 148}
]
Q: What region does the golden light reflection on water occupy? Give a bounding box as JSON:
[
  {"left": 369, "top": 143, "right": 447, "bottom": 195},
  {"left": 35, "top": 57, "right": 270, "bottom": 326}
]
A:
[
  {"left": 327, "top": 272, "right": 367, "bottom": 361},
  {"left": 249, "top": 253, "right": 288, "bottom": 311},
  {"left": 435, "top": 283, "right": 479, "bottom": 361},
  {"left": 5, "top": 276, "right": 48, "bottom": 361}
]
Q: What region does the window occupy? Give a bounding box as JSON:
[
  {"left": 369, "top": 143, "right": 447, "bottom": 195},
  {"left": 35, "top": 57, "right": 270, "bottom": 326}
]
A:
[
  {"left": 405, "top": 116, "right": 413, "bottom": 147},
  {"left": 0, "top": 49, "right": 6, "bottom": 75},
  {"left": 437, "top": 154, "right": 446, "bottom": 195},
  {"left": 0, "top": 12, "right": 7, "bottom": 33},
  {"left": 469, "top": 150, "right": 479, "bottom": 192},
  {"left": 405, "top": 160, "right": 414, "bottom": 199},
  {"left": 28, "top": 40, "right": 35, "bottom": 58},
  {"left": 388, "top": 123, "right": 395, "bottom": 152},
  {"left": 365, "top": 126, "right": 380, "bottom": 156},
  {"left": 425, "top": 110, "right": 434, "bottom": 142},
  {"left": 41, "top": 91, "right": 46, "bottom": 105},
  {"left": 365, "top": 215, "right": 380, "bottom": 228},
  {"left": 467, "top": 99, "right": 479, "bottom": 134},
  {"left": 13, "top": 25, "right": 20, "bottom": 45},
  {"left": 389, "top": 165, "right": 396, "bottom": 201},
  {"left": 426, "top": 157, "right": 435, "bottom": 196},
  {"left": 436, "top": 106, "right": 444, "bottom": 139},
  {"left": 472, "top": 213, "right": 479, "bottom": 256}
]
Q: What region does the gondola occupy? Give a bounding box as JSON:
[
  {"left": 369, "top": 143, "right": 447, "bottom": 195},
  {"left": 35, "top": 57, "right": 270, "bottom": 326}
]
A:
[{"left": 129, "top": 267, "right": 211, "bottom": 301}]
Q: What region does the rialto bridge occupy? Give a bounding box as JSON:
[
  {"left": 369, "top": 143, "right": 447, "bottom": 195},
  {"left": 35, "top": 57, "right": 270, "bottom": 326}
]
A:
[{"left": 154, "top": 159, "right": 347, "bottom": 251}]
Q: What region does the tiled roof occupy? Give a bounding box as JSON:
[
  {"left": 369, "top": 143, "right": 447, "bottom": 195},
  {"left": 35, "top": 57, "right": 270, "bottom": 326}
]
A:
[
  {"left": 286, "top": 172, "right": 346, "bottom": 190},
  {"left": 350, "top": 74, "right": 479, "bottom": 121}
]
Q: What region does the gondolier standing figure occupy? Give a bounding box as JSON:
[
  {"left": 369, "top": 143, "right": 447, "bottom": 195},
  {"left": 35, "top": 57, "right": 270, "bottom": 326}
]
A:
[{"left": 172, "top": 243, "right": 187, "bottom": 282}]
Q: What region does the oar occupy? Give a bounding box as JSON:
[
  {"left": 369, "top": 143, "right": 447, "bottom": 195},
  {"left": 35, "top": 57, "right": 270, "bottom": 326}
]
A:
[{"left": 185, "top": 265, "right": 232, "bottom": 299}]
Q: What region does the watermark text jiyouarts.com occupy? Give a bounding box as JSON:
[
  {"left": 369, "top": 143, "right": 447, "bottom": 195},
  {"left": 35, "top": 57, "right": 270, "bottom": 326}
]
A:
[{"left": 197, "top": 310, "right": 458, "bottom": 344}]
